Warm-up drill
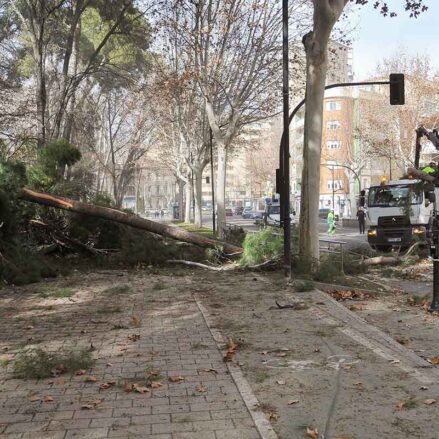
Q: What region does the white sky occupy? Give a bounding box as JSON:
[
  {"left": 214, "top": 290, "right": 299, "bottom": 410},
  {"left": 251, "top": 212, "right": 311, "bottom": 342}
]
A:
[{"left": 351, "top": 1, "right": 439, "bottom": 80}]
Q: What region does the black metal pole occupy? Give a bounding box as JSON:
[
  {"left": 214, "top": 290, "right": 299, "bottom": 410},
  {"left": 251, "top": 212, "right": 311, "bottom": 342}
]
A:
[
  {"left": 210, "top": 127, "right": 216, "bottom": 234},
  {"left": 431, "top": 201, "right": 439, "bottom": 311},
  {"left": 282, "top": 0, "right": 291, "bottom": 278},
  {"left": 332, "top": 165, "right": 335, "bottom": 214}
]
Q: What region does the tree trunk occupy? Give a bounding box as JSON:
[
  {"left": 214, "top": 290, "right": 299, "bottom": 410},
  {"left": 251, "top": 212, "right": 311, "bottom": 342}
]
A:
[
  {"left": 184, "top": 177, "right": 193, "bottom": 223},
  {"left": 216, "top": 142, "right": 227, "bottom": 237},
  {"left": 177, "top": 178, "right": 185, "bottom": 220},
  {"left": 298, "top": 1, "right": 346, "bottom": 266},
  {"left": 194, "top": 167, "right": 204, "bottom": 227},
  {"left": 20, "top": 188, "right": 242, "bottom": 255},
  {"left": 298, "top": 32, "right": 329, "bottom": 264}
]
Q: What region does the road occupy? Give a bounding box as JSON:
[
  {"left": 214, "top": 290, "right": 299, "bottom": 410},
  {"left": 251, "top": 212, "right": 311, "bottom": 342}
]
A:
[{"left": 201, "top": 214, "right": 369, "bottom": 250}]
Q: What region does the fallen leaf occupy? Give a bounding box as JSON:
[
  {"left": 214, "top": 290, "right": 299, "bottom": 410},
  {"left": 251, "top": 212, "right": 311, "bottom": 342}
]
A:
[
  {"left": 99, "top": 381, "right": 116, "bottom": 390},
  {"left": 148, "top": 368, "right": 161, "bottom": 376},
  {"left": 430, "top": 357, "right": 439, "bottom": 364},
  {"left": 203, "top": 368, "right": 218, "bottom": 374},
  {"left": 168, "top": 376, "right": 185, "bottom": 383},
  {"left": 267, "top": 412, "right": 278, "bottom": 422},
  {"left": 29, "top": 395, "right": 40, "bottom": 402},
  {"left": 131, "top": 315, "right": 141, "bottom": 327},
  {"left": 276, "top": 380, "right": 286, "bottom": 385},
  {"left": 389, "top": 359, "right": 400, "bottom": 364},
  {"left": 55, "top": 377, "right": 65, "bottom": 385},
  {"left": 420, "top": 386, "right": 429, "bottom": 391},
  {"left": 75, "top": 369, "right": 86, "bottom": 376},
  {"left": 306, "top": 427, "right": 319, "bottom": 439},
  {"left": 395, "top": 400, "right": 407, "bottom": 410},
  {"left": 196, "top": 384, "right": 208, "bottom": 393},
  {"left": 287, "top": 399, "right": 299, "bottom": 405},
  {"left": 276, "top": 353, "right": 287, "bottom": 358},
  {"left": 84, "top": 376, "right": 97, "bottom": 383},
  {"left": 81, "top": 399, "right": 102, "bottom": 410},
  {"left": 124, "top": 382, "right": 150, "bottom": 394},
  {"left": 224, "top": 338, "right": 238, "bottom": 362},
  {"left": 128, "top": 334, "right": 140, "bottom": 342},
  {"left": 42, "top": 396, "right": 54, "bottom": 402},
  {"left": 260, "top": 351, "right": 269, "bottom": 355},
  {"left": 106, "top": 363, "right": 113, "bottom": 367},
  {"left": 424, "top": 399, "right": 437, "bottom": 405},
  {"left": 151, "top": 381, "right": 163, "bottom": 389}
]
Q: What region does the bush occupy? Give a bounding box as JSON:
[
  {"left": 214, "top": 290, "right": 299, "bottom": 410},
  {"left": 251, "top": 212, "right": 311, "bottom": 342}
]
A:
[{"left": 239, "top": 227, "right": 282, "bottom": 266}]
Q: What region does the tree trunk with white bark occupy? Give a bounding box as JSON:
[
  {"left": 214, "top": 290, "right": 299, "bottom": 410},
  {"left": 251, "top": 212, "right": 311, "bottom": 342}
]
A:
[
  {"left": 298, "top": 0, "right": 347, "bottom": 267},
  {"left": 194, "top": 167, "right": 204, "bottom": 227},
  {"left": 184, "top": 177, "right": 193, "bottom": 223}
]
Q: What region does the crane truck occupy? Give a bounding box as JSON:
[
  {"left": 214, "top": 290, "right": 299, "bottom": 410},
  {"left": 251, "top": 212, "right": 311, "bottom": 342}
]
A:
[{"left": 366, "top": 126, "right": 439, "bottom": 252}]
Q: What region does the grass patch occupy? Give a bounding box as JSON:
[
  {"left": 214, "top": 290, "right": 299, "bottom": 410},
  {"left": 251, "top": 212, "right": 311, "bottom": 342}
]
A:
[
  {"left": 102, "top": 284, "right": 131, "bottom": 295},
  {"left": 174, "top": 222, "right": 215, "bottom": 239},
  {"left": 39, "top": 287, "right": 75, "bottom": 298},
  {"left": 293, "top": 279, "right": 315, "bottom": 292},
  {"left": 13, "top": 347, "right": 94, "bottom": 379}
]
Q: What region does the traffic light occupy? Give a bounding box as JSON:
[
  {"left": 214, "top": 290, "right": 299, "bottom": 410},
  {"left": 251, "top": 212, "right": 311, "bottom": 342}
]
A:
[
  {"left": 389, "top": 73, "right": 405, "bottom": 105},
  {"left": 359, "top": 190, "right": 366, "bottom": 207}
]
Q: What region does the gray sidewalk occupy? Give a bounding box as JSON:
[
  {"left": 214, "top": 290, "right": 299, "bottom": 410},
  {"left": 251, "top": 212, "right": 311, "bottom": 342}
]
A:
[{"left": 0, "top": 272, "right": 262, "bottom": 439}]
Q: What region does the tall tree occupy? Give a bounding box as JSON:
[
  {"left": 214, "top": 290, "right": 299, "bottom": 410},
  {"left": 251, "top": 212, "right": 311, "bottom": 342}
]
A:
[{"left": 298, "top": 0, "right": 428, "bottom": 266}]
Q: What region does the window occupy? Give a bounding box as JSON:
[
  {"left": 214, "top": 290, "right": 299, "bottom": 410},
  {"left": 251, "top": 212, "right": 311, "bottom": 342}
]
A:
[
  {"left": 327, "top": 120, "right": 341, "bottom": 130},
  {"left": 326, "top": 101, "right": 341, "bottom": 111},
  {"left": 327, "top": 140, "right": 341, "bottom": 149},
  {"left": 327, "top": 180, "right": 343, "bottom": 190},
  {"left": 206, "top": 176, "right": 210, "bottom": 184}
]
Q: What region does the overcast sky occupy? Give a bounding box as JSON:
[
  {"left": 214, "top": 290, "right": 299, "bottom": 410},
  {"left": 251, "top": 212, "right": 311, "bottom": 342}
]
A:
[{"left": 352, "top": 1, "right": 439, "bottom": 80}]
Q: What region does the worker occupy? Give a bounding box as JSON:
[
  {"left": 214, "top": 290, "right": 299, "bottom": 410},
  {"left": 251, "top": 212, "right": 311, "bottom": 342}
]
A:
[
  {"left": 422, "top": 162, "right": 438, "bottom": 175},
  {"left": 327, "top": 210, "right": 336, "bottom": 236},
  {"left": 356, "top": 207, "right": 366, "bottom": 235}
]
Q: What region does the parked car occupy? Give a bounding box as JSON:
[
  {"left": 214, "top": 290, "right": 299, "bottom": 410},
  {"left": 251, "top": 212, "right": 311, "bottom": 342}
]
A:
[
  {"left": 225, "top": 208, "right": 234, "bottom": 216},
  {"left": 234, "top": 206, "right": 244, "bottom": 215},
  {"left": 242, "top": 210, "right": 263, "bottom": 219}
]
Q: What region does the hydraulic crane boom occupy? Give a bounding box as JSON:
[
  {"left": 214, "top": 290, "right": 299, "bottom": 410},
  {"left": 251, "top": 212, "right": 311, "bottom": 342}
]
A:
[{"left": 414, "top": 126, "right": 439, "bottom": 169}]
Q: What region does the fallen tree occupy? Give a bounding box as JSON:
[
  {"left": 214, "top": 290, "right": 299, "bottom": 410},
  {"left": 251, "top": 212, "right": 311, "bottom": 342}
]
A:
[{"left": 20, "top": 188, "right": 243, "bottom": 255}]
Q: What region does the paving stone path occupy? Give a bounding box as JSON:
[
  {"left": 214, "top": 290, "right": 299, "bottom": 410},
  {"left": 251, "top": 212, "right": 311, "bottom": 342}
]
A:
[{"left": 0, "top": 274, "right": 261, "bottom": 439}]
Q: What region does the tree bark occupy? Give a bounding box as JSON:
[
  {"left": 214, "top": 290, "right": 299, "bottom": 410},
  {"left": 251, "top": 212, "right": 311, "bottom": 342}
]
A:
[
  {"left": 194, "top": 167, "right": 204, "bottom": 227},
  {"left": 216, "top": 142, "right": 227, "bottom": 237},
  {"left": 184, "top": 177, "right": 193, "bottom": 223},
  {"left": 298, "top": 0, "right": 347, "bottom": 266},
  {"left": 20, "top": 188, "right": 243, "bottom": 255}
]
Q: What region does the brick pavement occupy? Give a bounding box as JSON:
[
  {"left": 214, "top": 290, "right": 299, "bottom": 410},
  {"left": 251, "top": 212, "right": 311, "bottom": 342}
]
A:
[{"left": 0, "top": 273, "right": 262, "bottom": 439}]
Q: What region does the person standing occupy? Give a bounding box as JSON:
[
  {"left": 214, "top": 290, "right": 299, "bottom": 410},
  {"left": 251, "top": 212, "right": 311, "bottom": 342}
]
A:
[
  {"left": 327, "top": 210, "right": 336, "bottom": 236},
  {"left": 357, "top": 207, "right": 366, "bottom": 234}
]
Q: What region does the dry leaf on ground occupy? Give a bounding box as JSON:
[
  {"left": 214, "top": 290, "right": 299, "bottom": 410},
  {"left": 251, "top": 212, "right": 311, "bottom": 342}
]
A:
[
  {"left": 29, "top": 395, "right": 41, "bottom": 402},
  {"left": 424, "top": 399, "right": 436, "bottom": 405},
  {"left": 81, "top": 399, "right": 102, "bottom": 410},
  {"left": 196, "top": 384, "right": 208, "bottom": 393},
  {"left": 267, "top": 413, "right": 278, "bottom": 422},
  {"left": 306, "top": 427, "right": 319, "bottom": 438},
  {"left": 395, "top": 400, "right": 407, "bottom": 409},
  {"left": 276, "top": 380, "right": 286, "bottom": 385},
  {"left": 125, "top": 382, "right": 150, "bottom": 394},
  {"left": 429, "top": 357, "right": 439, "bottom": 364},
  {"left": 287, "top": 399, "right": 299, "bottom": 405},
  {"left": 99, "top": 381, "right": 116, "bottom": 390},
  {"left": 131, "top": 315, "right": 141, "bottom": 326},
  {"left": 224, "top": 338, "right": 238, "bottom": 362},
  {"left": 203, "top": 368, "right": 218, "bottom": 374},
  {"left": 169, "top": 376, "right": 185, "bottom": 383},
  {"left": 128, "top": 334, "right": 140, "bottom": 342},
  {"left": 42, "top": 396, "right": 54, "bottom": 402},
  {"left": 75, "top": 369, "right": 86, "bottom": 376},
  {"left": 84, "top": 376, "right": 97, "bottom": 382},
  {"left": 151, "top": 381, "right": 163, "bottom": 389}
]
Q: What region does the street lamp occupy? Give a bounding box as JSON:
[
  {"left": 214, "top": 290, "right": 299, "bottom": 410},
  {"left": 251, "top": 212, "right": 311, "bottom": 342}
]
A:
[{"left": 277, "top": 74, "right": 404, "bottom": 276}]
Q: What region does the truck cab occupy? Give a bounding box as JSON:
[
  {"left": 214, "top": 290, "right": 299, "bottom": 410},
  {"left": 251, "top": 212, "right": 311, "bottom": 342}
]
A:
[{"left": 367, "top": 179, "right": 439, "bottom": 251}]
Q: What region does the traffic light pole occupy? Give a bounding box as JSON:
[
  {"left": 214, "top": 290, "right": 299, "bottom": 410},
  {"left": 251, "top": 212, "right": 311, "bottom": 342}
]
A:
[{"left": 431, "top": 205, "right": 439, "bottom": 311}]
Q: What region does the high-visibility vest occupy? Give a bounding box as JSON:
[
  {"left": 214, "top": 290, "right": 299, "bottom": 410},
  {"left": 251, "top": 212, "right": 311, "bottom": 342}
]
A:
[{"left": 422, "top": 166, "right": 436, "bottom": 174}]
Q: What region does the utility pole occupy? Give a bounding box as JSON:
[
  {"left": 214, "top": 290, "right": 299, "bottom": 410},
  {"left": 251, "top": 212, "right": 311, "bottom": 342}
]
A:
[{"left": 281, "top": 0, "right": 291, "bottom": 278}]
